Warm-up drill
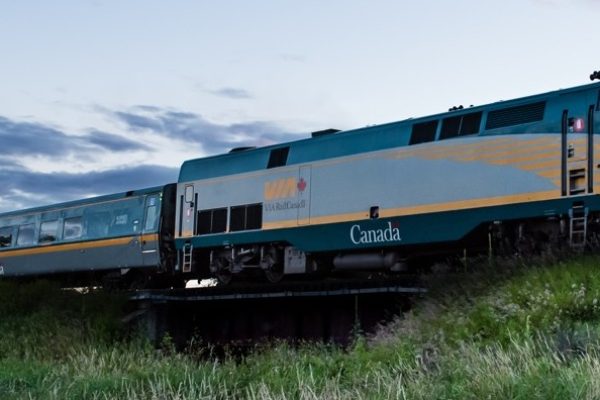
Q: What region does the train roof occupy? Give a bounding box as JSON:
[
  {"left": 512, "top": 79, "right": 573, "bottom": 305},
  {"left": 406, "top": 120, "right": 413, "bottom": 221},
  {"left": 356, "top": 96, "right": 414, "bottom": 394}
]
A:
[
  {"left": 0, "top": 185, "right": 167, "bottom": 219},
  {"left": 179, "top": 81, "right": 600, "bottom": 182}
]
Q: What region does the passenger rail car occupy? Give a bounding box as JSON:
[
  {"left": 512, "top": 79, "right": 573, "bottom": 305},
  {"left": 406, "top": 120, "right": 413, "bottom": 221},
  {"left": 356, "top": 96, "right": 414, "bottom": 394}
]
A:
[
  {"left": 175, "top": 81, "right": 600, "bottom": 283},
  {"left": 0, "top": 185, "right": 177, "bottom": 287}
]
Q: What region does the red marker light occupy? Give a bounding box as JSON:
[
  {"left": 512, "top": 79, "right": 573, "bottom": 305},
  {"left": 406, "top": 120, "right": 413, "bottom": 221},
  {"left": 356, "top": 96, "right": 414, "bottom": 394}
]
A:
[{"left": 574, "top": 118, "right": 585, "bottom": 132}]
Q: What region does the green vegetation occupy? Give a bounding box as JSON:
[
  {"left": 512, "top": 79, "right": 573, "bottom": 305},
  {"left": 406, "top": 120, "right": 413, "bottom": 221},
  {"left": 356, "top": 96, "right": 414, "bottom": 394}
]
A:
[{"left": 3, "top": 256, "right": 600, "bottom": 399}]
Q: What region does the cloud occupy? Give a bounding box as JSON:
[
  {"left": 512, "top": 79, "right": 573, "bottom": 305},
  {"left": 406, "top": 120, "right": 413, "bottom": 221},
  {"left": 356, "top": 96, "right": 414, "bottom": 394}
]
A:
[
  {"left": 0, "top": 116, "right": 150, "bottom": 159},
  {"left": 113, "top": 107, "right": 306, "bottom": 154},
  {"left": 0, "top": 164, "right": 179, "bottom": 213},
  {"left": 86, "top": 130, "right": 151, "bottom": 152},
  {"left": 0, "top": 114, "right": 175, "bottom": 212},
  {"left": 210, "top": 87, "right": 253, "bottom": 99},
  {"left": 0, "top": 116, "right": 83, "bottom": 158},
  {"left": 113, "top": 111, "right": 164, "bottom": 133}
]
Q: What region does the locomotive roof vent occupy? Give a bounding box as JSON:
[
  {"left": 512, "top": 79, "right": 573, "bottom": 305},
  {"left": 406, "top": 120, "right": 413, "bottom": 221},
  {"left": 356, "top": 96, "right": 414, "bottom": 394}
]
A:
[
  {"left": 229, "top": 146, "right": 256, "bottom": 153},
  {"left": 311, "top": 128, "right": 340, "bottom": 138},
  {"left": 485, "top": 101, "right": 546, "bottom": 130}
]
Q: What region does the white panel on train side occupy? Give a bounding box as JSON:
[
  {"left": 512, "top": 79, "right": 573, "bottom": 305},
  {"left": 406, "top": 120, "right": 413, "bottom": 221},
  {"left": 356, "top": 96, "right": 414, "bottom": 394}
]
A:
[
  {"left": 179, "top": 184, "right": 196, "bottom": 238},
  {"left": 297, "top": 166, "right": 311, "bottom": 225}
]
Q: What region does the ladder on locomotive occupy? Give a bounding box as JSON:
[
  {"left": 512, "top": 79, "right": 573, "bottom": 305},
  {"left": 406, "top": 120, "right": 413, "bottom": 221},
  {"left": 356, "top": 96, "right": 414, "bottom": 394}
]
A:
[
  {"left": 569, "top": 204, "right": 588, "bottom": 250},
  {"left": 562, "top": 105, "right": 595, "bottom": 250},
  {"left": 182, "top": 243, "right": 193, "bottom": 273}
]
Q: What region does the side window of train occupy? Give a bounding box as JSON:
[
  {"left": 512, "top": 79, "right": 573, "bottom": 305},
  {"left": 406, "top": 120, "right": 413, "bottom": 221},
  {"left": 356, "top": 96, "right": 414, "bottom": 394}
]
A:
[
  {"left": 144, "top": 196, "right": 160, "bottom": 231},
  {"left": 197, "top": 207, "right": 227, "bottom": 235},
  {"left": 0, "top": 226, "right": 12, "bottom": 248},
  {"left": 16, "top": 224, "right": 35, "bottom": 246},
  {"left": 230, "top": 203, "right": 263, "bottom": 232},
  {"left": 87, "top": 211, "right": 110, "bottom": 238},
  {"left": 144, "top": 205, "right": 158, "bottom": 231},
  {"left": 63, "top": 217, "right": 83, "bottom": 240},
  {"left": 39, "top": 220, "right": 58, "bottom": 244}
]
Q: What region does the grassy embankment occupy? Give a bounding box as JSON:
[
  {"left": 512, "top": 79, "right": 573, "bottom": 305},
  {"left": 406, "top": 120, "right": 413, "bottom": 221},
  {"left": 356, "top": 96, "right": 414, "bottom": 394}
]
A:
[{"left": 2, "top": 255, "right": 600, "bottom": 399}]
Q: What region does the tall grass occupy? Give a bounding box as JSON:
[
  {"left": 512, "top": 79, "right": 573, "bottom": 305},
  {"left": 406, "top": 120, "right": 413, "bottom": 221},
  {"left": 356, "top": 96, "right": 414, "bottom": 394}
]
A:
[{"left": 2, "top": 256, "right": 600, "bottom": 398}]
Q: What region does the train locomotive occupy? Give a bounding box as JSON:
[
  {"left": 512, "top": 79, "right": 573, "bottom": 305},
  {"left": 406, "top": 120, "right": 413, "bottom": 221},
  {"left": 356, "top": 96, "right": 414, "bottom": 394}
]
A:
[{"left": 1, "top": 79, "right": 600, "bottom": 287}]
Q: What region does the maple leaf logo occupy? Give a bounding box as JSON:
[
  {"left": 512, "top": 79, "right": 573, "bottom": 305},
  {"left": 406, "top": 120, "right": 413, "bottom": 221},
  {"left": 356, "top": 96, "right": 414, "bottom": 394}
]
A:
[{"left": 297, "top": 178, "right": 307, "bottom": 192}]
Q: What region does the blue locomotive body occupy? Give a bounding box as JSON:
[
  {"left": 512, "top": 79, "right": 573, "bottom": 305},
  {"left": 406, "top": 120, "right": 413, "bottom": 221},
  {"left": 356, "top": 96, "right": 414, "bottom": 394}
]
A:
[{"left": 174, "top": 82, "right": 600, "bottom": 282}]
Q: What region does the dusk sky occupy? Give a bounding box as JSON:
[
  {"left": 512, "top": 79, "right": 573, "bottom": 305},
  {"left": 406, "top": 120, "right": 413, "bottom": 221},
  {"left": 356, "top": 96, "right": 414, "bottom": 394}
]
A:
[{"left": 1, "top": 0, "right": 598, "bottom": 212}]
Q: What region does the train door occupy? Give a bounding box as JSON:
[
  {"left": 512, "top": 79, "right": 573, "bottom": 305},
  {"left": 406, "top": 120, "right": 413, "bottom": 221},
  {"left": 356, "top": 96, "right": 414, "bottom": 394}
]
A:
[
  {"left": 179, "top": 184, "right": 197, "bottom": 238},
  {"left": 141, "top": 195, "right": 160, "bottom": 265},
  {"left": 561, "top": 107, "right": 595, "bottom": 197},
  {"left": 297, "top": 166, "right": 311, "bottom": 225},
  {"left": 178, "top": 184, "right": 197, "bottom": 273}
]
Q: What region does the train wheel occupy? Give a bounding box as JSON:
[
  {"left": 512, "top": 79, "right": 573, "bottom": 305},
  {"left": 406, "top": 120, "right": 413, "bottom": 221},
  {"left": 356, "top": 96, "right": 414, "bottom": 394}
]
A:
[
  {"left": 127, "top": 271, "right": 150, "bottom": 290},
  {"left": 261, "top": 245, "right": 284, "bottom": 283},
  {"left": 101, "top": 271, "right": 122, "bottom": 291},
  {"left": 264, "top": 264, "right": 284, "bottom": 283},
  {"left": 212, "top": 256, "right": 233, "bottom": 285},
  {"left": 215, "top": 268, "right": 233, "bottom": 285}
]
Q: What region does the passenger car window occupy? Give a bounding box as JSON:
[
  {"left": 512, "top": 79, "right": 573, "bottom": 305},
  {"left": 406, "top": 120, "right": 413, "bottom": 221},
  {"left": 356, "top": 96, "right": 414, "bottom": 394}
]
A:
[
  {"left": 39, "top": 220, "right": 59, "bottom": 244},
  {"left": 0, "top": 227, "right": 12, "bottom": 248},
  {"left": 63, "top": 217, "right": 83, "bottom": 240},
  {"left": 17, "top": 224, "right": 35, "bottom": 246},
  {"left": 144, "top": 205, "right": 158, "bottom": 231},
  {"left": 86, "top": 211, "right": 110, "bottom": 238}
]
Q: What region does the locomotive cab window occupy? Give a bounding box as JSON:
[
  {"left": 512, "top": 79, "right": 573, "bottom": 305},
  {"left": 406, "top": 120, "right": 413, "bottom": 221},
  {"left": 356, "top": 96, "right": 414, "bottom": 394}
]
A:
[
  {"left": 16, "top": 224, "right": 35, "bottom": 246},
  {"left": 267, "top": 147, "right": 290, "bottom": 168},
  {"left": 39, "top": 220, "right": 58, "bottom": 244},
  {"left": 0, "top": 226, "right": 12, "bottom": 248},
  {"left": 63, "top": 217, "right": 83, "bottom": 240}
]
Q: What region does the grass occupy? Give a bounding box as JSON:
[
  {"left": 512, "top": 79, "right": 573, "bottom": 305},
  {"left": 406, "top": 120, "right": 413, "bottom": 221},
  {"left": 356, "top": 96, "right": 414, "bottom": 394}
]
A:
[{"left": 2, "top": 255, "right": 600, "bottom": 398}]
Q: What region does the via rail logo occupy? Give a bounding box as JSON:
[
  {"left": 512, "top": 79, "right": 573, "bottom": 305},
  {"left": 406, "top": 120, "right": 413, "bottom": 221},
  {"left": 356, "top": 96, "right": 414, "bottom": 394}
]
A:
[{"left": 264, "top": 177, "right": 307, "bottom": 200}]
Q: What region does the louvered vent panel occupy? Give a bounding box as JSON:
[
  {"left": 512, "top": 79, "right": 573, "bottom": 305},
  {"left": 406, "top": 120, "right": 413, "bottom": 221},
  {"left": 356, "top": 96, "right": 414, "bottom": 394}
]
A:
[{"left": 485, "top": 101, "right": 546, "bottom": 130}]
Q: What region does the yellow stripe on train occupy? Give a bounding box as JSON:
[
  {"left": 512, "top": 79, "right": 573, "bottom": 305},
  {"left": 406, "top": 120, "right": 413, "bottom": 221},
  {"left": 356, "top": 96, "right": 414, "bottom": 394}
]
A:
[{"left": 0, "top": 234, "right": 158, "bottom": 258}]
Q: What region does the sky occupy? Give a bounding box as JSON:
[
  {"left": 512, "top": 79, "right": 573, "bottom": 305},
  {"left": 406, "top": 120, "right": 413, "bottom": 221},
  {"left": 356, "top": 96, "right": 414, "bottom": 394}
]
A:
[{"left": 0, "top": 0, "right": 599, "bottom": 212}]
